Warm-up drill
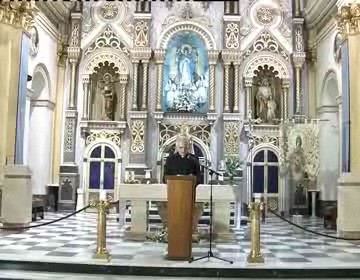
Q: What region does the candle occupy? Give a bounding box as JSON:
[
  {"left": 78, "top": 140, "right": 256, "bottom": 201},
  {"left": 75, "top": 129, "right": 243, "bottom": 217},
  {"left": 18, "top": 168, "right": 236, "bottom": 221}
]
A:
[
  {"left": 99, "top": 190, "right": 106, "bottom": 201},
  {"left": 145, "top": 170, "right": 151, "bottom": 179},
  {"left": 131, "top": 171, "right": 135, "bottom": 181}
]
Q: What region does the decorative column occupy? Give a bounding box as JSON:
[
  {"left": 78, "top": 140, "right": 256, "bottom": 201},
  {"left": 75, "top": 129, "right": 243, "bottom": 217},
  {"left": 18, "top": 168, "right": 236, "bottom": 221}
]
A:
[
  {"left": 244, "top": 78, "right": 253, "bottom": 118},
  {"left": 51, "top": 37, "right": 68, "bottom": 184},
  {"left": 292, "top": 5, "right": 306, "bottom": 115},
  {"left": 59, "top": 4, "right": 82, "bottom": 211},
  {"left": 336, "top": 95, "right": 343, "bottom": 172},
  {"left": 82, "top": 75, "right": 90, "bottom": 120},
  {"left": 119, "top": 74, "right": 129, "bottom": 121},
  {"left": 207, "top": 50, "right": 218, "bottom": 113},
  {"left": 223, "top": 62, "right": 231, "bottom": 113},
  {"left": 337, "top": 3, "right": 360, "bottom": 238},
  {"left": 154, "top": 49, "right": 165, "bottom": 112},
  {"left": 141, "top": 59, "right": 150, "bottom": 110},
  {"left": 131, "top": 60, "right": 139, "bottom": 110},
  {"left": 233, "top": 62, "right": 240, "bottom": 113},
  {"left": 281, "top": 79, "right": 290, "bottom": 120},
  {"left": 0, "top": 2, "right": 34, "bottom": 227}
]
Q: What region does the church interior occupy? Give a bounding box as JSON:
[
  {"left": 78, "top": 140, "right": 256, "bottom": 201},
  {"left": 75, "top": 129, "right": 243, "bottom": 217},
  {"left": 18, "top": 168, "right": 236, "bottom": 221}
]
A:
[{"left": 0, "top": 0, "right": 360, "bottom": 279}]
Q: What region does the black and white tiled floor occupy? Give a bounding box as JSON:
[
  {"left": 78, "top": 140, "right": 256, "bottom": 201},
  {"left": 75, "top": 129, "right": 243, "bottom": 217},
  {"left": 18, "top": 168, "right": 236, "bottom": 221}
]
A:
[{"left": 0, "top": 212, "right": 360, "bottom": 269}]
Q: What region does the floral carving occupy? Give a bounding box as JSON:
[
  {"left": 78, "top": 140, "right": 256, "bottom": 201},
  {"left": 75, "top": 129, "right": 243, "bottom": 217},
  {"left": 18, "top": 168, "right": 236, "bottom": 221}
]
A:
[{"left": 225, "top": 23, "right": 240, "bottom": 49}]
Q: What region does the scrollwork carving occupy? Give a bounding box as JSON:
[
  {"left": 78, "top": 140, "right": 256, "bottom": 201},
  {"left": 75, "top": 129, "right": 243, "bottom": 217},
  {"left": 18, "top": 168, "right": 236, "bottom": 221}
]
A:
[
  {"left": 64, "top": 118, "right": 76, "bottom": 152},
  {"left": 159, "top": 124, "right": 211, "bottom": 148},
  {"left": 225, "top": 23, "right": 240, "bottom": 49},
  {"left": 86, "top": 130, "right": 121, "bottom": 147},
  {"left": 134, "top": 21, "right": 149, "bottom": 47},
  {"left": 243, "top": 31, "right": 289, "bottom": 61},
  {"left": 224, "top": 122, "right": 240, "bottom": 155},
  {"left": 70, "top": 23, "right": 80, "bottom": 47},
  {"left": 130, "top": 120, "right": 145, "bottom": 153},
  {"left": 84, "top": 25, "right": 129, "bottom": 57}
]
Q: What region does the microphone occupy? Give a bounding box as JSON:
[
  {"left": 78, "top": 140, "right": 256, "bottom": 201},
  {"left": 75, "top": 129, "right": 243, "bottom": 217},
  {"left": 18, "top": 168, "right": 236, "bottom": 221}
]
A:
[{"left": 200, "top": 163, "right": 221, "bottom": 176}]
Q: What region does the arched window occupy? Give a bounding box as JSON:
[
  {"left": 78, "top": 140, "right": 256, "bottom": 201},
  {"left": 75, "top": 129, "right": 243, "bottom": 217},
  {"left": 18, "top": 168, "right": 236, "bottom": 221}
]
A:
[
  {"left": 252, "top": 149, "right": 279, "bottom": 194},
  {"left": 89, "top": 144, "right": 116, "bottom": 190}
]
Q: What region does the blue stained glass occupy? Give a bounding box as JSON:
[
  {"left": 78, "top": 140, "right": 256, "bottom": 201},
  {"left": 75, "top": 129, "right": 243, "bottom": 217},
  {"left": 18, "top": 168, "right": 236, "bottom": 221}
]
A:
[
  {"left": 89, "top": 162, "right": 100, "bottom": 189},
  {"left": 254, "top": 151, "right": 264, "bottom": 162},
  {"left": 104, "top": 146, "right": 115, "bottom": 158},
  {"left": 103, "top": 162, "right": 115, "bottom": 190},
  {"left": 267, "top": 151, "right": 278, "bottom": 163},
  {"left": 268, "top": 166, "right": 279, "bottom": 193},
  {"left": 91, "top": 146, "right": 102, "bottom": 158},
  {"left": 253, "top": 166, "right": 264, "bottom": 193}
]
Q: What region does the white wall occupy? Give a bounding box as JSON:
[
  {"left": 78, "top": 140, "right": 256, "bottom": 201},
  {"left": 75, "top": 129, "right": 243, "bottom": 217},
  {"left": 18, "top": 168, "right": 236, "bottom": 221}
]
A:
[{"left": 26, "top": 12, "right": 59, "bottom": 195}]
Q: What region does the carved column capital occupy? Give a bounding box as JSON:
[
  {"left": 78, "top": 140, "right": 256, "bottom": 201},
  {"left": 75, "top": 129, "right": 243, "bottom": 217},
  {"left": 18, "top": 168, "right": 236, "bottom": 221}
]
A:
[
  {"left": 244, "top": 78, "right": 253, "bottom": 88},
  {"left": 131, "top": 47, "right": 152, "bottom": 62},
  {"left": 0, "top": 1, "right": 36, "bottom": 32},
  {"left": 57, "top": 40, "right": 68, "bottom": 67},
  {"left": 119, "top": 74, "right": 129, "bottom": 84},
  {"left": 281, "top": 79, "right": 290, "bottom": 89},
  {"left": 222, "top": 49, "right": 242, "bottom": 64},
  {"left": 82, "top": 74, "right": 90, "bottom": 84},
  {"left": 337, "top": 3, "right": 360, "bottom": 37},
  {"left": 154, "top": 49, "right": 165, "bottom": 63},
  {"left": 292, "top": 52, "right": 306, "bottom": 68},
  {"left": 208, "top": 50, "right": 219, "bottom": 65},
  {"left": 67, "top": 47, "right": 81, "bottom": 63}
]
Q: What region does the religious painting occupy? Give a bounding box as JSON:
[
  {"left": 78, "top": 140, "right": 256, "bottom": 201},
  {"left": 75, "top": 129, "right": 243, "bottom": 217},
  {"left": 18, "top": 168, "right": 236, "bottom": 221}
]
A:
[{"left": 162, "top": 31, "right": 209, "bottom": 113}]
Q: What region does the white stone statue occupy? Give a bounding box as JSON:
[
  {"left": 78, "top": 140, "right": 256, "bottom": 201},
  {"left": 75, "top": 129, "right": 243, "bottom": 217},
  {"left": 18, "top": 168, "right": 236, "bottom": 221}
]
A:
[
  {"left": 256, "top": 78, "right": 273, "bottom": 121},
  {"left": 266, "top": 95, "right": 277, "bottom": 122},
  {"left": 101, "top": 73, "right": 115, "bottom": 121},
  {"left": 29, "top": 26, "right": 39, "bottom": 57}
]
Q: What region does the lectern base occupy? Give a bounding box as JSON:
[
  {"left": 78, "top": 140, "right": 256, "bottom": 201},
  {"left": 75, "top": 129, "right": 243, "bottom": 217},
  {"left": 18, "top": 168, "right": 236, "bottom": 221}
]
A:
[{"left": 165, "top": 254, "right": 191, "bottom": 261}]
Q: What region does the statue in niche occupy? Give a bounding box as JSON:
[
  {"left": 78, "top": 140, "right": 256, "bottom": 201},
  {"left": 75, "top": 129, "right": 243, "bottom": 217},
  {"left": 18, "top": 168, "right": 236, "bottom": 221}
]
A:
[
  {"left": 100, "top": 73, "right": 116, "bottom": 121},
  {"left": 256, "top": 78, "right": 273, "bottom": 122}
]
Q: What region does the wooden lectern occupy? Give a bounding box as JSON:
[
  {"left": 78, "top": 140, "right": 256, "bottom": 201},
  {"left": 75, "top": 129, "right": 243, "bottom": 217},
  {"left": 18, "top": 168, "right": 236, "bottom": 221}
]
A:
[{"left": 166, "top": 175, "right": 196, "bottom": 260}]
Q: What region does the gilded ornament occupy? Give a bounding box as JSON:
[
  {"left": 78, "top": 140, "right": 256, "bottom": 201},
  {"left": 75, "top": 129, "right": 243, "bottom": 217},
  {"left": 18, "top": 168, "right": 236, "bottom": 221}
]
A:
[
  {"left": 224, "top": 122, "right": 240, "bottom": 155},
  {"left": 0, "top": 1, "right": 35, "bottom": 32},
  {"left": 337, "top": 3, "right": 360, "bottom": 36}
]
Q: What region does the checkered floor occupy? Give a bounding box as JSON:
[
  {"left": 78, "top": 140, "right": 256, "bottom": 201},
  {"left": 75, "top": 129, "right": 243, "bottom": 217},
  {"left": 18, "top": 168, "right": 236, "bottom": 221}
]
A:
[{"left": 1, "top": 212, "right": 360, "bottom": 268}]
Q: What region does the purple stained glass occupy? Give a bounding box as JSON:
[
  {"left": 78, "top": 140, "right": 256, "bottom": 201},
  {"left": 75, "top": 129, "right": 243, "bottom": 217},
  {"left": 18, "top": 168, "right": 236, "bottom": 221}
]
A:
[
  {"left": 103, "top": 162, "right": 115, "bottom": 190},
  {"left": 253, "top": 166, "right": 264, "bottom": 193},
  {"left": 91, "top": 146, "right": 102, "bottom": 158},
  {"left": 104, "top": 146, "right": 115, "bottom": 158},
  {"left": 89, "top": 161, "right": 100, "bottom": 189},
  {"left": 267, "top": 166, "right": 279, "bottom": 193}
]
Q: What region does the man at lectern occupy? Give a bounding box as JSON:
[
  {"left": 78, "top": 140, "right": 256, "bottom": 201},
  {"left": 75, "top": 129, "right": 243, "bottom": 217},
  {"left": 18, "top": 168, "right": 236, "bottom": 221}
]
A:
[{"left": 163, "top": 134, "right": 201, "bottom": 185}]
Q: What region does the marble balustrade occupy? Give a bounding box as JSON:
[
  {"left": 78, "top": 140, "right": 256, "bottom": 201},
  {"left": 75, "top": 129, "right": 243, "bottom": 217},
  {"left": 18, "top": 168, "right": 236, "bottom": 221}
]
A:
[{"left": 118, "top": 184, "right": 235, "bottom": 241}]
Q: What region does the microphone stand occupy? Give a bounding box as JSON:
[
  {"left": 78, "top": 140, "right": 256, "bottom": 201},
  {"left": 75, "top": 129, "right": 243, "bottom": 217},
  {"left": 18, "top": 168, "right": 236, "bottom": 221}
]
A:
[{"left": 189, "top": 164, "right": 233, "bottom": 264}]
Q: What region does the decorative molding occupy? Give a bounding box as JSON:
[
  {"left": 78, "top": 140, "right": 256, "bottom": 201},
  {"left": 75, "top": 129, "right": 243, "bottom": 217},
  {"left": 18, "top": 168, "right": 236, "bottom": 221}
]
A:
[
  {"left": 35, "top": 11, "right": 59, "bottom": 41},
  {"left": 157, "top": 21, "right": 216, "bottom": 50},
  {"left": 83, "top": 25, "right": 129, "bottom": 57},
  {"left": 30, "top": 99, "right": 55, "bottom": 110},
  {"left": 85, "top": 130, "right": 122, "bottom": 148},
  {"left": 242, "top": 53, "right": 290, "bottom": 79},
  {"left": 82, "top": 49, "right": 130, "bottom": 75},
  {"left": 80, "top": 121, "right": 127, "bottom": 137}
]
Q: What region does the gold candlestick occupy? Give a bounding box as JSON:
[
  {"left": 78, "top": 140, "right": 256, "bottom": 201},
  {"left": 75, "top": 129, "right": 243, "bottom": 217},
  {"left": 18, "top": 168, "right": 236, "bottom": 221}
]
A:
[
  {"left": 247, "top": 202, "right": 264, "bottom": 263},
  {"left": 90, "top": 198, "right": 113, "bottom": 261}
]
